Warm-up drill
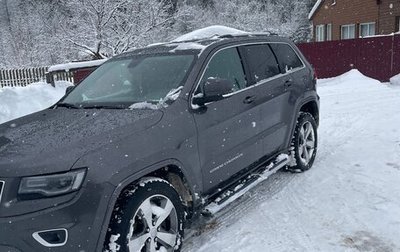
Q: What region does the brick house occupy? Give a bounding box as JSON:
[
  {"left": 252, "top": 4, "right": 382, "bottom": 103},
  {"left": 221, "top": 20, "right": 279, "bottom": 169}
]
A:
[{"left": 309, "top": 0, "right": 400, "bottom": 41}]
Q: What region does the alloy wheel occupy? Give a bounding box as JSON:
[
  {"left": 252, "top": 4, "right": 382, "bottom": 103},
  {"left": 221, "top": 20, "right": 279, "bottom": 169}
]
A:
[
  {"left": 127, "top": 195, "right": 179, "bottom": 252},
  {"left": 298, "top": 121, "right": 315, "bottom": 165}
]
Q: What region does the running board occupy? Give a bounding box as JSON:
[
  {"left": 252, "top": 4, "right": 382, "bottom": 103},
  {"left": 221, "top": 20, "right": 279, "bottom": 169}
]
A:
[{"left": 202, "top": 154, "right": 289, "bottom": 216}]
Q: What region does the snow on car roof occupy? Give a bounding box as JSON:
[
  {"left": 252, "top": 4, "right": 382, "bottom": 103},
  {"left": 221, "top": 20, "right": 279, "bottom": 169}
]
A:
[
  {"left": 172, "top": 25, "right": 248, "bottom": 42},
  {"left": 117, "top": 26, "right": 279, "bottom": 59},
  {"left": 167, "top": 42, "right": 207, "bottom": 54}
]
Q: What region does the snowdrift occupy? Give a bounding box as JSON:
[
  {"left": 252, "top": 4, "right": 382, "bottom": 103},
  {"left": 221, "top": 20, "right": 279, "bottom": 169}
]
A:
[
  {"left": 317, "top": 69, "right": 382, "bottom": 87},
  {"left": 390, "top": 73, "right": 400, "bottom": 85},
  {"left": 0, "top": 81, "right": 72, "bottom": 124}
]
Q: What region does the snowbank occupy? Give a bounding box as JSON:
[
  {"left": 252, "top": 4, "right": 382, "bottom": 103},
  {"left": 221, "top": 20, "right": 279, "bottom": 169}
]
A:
[
  {"left": 0, "top": 81, "right": 72, "bottom": 124},
  {"left": 317, "top": 69, "right": 382, "bottom": 87},
  {"left": 172, "top": 25, "right": 248, "bottom": 42},
  {"left": 390, "top": 73, "right": 400, "bottom": 85}
]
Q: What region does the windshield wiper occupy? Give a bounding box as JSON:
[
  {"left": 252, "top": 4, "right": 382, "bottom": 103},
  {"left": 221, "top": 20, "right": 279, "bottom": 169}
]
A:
[
  {"left": 81, "top": 104, "right": 126, "bottom": 109},
  {"left": 56, "top": 103, "right": 80, "bottom": 109}
]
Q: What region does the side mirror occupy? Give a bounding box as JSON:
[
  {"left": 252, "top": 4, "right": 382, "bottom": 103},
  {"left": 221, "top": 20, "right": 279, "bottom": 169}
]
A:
[
  {"left": 193, "top": 77, "right": 233, "bottom": 106},
  {"left": 65, "top": 86, "right": 74, "bottom": 95}
]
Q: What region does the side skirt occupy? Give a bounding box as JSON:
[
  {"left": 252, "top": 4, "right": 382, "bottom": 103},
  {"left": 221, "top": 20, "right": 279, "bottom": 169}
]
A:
[{"left": 202, "top": 153, "right": 289, "bottom": 216}]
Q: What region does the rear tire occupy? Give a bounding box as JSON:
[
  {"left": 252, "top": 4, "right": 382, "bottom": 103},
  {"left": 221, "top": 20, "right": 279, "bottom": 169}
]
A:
[
  {"left": 104, "top": 178, "right": 184, "bottom": 252},
  {"left": 288, "top": 112, "right": 318, "bottom": 172}
]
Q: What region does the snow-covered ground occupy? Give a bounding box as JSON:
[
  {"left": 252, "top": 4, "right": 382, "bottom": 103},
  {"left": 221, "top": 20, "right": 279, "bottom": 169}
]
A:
[
  {"left": 0, "top": 70, "right": 399, "bottom": 251},
  {"left": 0, "top": 81, "right": 71, "bottom": 124},
  {"left": 391, "top": 73, "right": 400, "bottom": 86},
  {"left": 182, "top": 70, "right": 400, "bottom": 252}
]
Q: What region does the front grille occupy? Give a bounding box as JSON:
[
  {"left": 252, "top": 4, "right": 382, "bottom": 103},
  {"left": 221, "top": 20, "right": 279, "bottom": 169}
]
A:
[{"left": 0, "top": 181, "right": 4, "bottom": 203}]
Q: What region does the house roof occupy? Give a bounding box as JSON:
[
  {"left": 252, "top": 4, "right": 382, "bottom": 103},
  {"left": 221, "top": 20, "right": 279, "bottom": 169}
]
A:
[
  {"left": 48, "top": 59, "right": 107, "bottom": 72},
  {"left": 308, "top": 0, "right": 324, "bottom": 20}
]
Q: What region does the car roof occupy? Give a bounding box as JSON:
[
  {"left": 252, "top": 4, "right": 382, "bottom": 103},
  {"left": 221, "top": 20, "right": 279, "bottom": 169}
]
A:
[{"left": 113, "top": 33, "right": 292, "bottom": 59}]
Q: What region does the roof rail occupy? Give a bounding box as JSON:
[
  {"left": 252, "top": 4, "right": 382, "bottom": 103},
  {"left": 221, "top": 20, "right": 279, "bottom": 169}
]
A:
[
  {"left": 254, "top": 31, "right": 279, "bottom": 36},
  {"left": 169, "top": 31, "right": 280, "bottom": 44},
  {"left": 217, "top": 32, "right": 278, "bottom": 39}
]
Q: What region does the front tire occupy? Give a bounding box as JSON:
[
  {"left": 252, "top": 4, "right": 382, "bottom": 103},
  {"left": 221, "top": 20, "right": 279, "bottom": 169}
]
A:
[
  {"left": 288, "top": 112, "right": 318, "bottom": 172},
  {"left": 105, "top": 178, "right": 184, "bottom": 252}
]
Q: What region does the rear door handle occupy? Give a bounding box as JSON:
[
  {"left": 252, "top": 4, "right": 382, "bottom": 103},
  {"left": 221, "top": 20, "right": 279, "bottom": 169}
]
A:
[
  {"left": 243, "top": 95, "right": 256, "bottom": 104},
  {"left": 285, "top": 79, "right": 293, "bottom": 87}
]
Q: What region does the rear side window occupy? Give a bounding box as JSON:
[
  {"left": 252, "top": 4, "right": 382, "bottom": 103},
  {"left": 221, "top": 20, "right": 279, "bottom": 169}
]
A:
[
  {"left": 243, "top": 44, "right": 280, "bottom": 84},
  {"left": 270, "top": 44, "right": 304, "bottom": 73},
  {"left": 200, "top": 47, "right": 247, "bottom": 93}
]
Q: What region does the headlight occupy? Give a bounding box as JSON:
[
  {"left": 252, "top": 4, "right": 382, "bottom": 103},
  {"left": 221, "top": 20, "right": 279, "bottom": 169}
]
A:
[{"left": 18, "top": 169, "right": 86, "bottom": 199}]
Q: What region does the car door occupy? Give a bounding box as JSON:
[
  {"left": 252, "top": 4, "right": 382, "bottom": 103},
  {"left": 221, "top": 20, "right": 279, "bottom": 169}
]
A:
[
  {"left": 192, "top": 46, "right": 263, "bottom": 192},
  {"left": 269, "top": 43, "right": 307, "bottom": 147},
  {"left": 240, "top": 43, "right": 292, "bottom": 157}
]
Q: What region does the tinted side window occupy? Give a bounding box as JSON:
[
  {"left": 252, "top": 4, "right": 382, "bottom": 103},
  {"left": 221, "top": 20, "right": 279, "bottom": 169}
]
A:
[
  {"left": 200, "top": 47, "right": 247, "bottom": 93},
  {"left": 270, "top": 44, "right": 304, "bottom": 73},
  {"left": 243, "top": 44, "right": 280, "bottom": 84}
]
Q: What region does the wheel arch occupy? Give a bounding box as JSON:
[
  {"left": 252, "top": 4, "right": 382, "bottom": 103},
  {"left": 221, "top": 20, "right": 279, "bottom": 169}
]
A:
[
  {"left": 299, "top": 100, "right": 319, "bottom": 126},
  {"left": 97, "top": 159, "right": 199, "bottom": 251},
  {"left": 286, "top": 97, "right": 319, "bottom": 150}
]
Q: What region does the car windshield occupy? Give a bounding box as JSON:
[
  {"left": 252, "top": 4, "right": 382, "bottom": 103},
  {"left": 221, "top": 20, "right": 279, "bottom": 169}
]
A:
[{"left": 60, "top": 53, "right": 195, "bottom": 109}]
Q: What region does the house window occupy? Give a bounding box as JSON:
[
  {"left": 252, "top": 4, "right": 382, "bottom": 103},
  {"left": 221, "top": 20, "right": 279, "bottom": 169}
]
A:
[
  {"left": 316, "top": 25, "right": 325, "bottom": 42},
  {"left": 360, "top": 22, "right": 376, "bottom": 37},
  {"left": 341, "top": 24, "right": 355, "bottom": 40},
  {"left": 327, "top": 24, "right": 332, "bottom": 41},
  {"left": 396, "top": 16, "right": 400, "bottom": 32}
]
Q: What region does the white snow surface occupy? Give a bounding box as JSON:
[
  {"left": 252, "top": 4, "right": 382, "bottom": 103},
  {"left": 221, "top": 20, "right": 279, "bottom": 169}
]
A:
[
  {"left": 129, "top": 86, "right": 183, "bottom": 110},
  {"left": 169, "top": 42, "right": 206, "bottom": 53},
  {"left": 183, "top": 69, "right": 400, "bottom": 252},
  {"left": 48, "top": 59, "right": 107, "bottom": 72},
  {"left": 390, "top": 73, "right": 400, "bottom": 85},
  {"left": 172, "top": 25, "right": 248, "bottom": 42},
  {"left": 1, "top": 70, "right": 400, "bottom": 251},
  {"left": 0, "top": 81, "right": 72, "bottom": 124},
  {"left": 107, "top": 234, "right": 121, "bottom": 252},
  {"left": 128, "top": 101, "right": 160, "bottom": 110}
]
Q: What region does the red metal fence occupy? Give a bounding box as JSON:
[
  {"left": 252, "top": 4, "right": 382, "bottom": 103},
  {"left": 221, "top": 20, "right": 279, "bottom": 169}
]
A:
[{"left": 297, "top": 34, "right": 400, "bottom": 82}]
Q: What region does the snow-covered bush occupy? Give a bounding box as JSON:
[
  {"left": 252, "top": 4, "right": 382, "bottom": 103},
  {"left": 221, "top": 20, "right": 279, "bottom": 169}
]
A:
[{"left": 390, "top": 73, "right": 400, "bottom": 85}]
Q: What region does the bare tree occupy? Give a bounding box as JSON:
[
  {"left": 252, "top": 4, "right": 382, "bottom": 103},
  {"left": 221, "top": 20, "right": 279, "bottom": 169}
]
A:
[
  {"left": 0, "top": 0, "right": 19, "bottom": 67},
  {"left": 0, "top": 0, "right": 314, "bottom": 68},
  {"left": 55, "top": 0, "right": 184, "bottom": 59}
]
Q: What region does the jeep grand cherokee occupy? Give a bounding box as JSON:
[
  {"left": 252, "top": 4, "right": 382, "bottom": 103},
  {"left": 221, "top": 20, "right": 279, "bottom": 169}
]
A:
[{"left": 0, "top": 34, "right": 319, "bottom": 252}]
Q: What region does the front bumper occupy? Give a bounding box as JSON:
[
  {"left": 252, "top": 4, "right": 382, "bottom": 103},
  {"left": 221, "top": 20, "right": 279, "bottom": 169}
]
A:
[{"left": 0, "top": 181, "right": 115, "bottom": 252}]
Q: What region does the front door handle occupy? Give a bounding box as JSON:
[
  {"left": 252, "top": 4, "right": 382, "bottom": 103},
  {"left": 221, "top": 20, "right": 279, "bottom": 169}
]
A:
[{"left": 243, "top": 96, "right": 256, "bottom": 104}]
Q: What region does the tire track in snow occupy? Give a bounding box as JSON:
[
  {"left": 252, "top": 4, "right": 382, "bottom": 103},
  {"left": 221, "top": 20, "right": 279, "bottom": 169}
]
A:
[
  {"left": 183, "top": 171, "right": 297, "bottom": 251},
  {"left": 183, "top": 72, "right": 400, "bottom": 251}
]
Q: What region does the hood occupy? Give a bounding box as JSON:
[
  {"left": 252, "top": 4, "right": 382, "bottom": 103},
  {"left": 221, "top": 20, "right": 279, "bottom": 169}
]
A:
[{"left": 0, "top": 108, "right": 163, "bottom": 177}]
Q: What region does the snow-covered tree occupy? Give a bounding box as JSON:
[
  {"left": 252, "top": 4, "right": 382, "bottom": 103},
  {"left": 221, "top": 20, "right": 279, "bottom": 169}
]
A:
[
  {"left": 175, "top": 0, "right": 313, "bottom": 42},
  {"left": 54, "top": 0, "right": 184, "bottom": 59},
  {"left": 0, "top": 0, "right": 316, "bottom": 68}
]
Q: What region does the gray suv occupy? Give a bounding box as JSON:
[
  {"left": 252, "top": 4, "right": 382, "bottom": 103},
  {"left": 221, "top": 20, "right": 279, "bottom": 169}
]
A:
[{"left": 0, "top": 34, "right": 319, "bottom": 252}]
